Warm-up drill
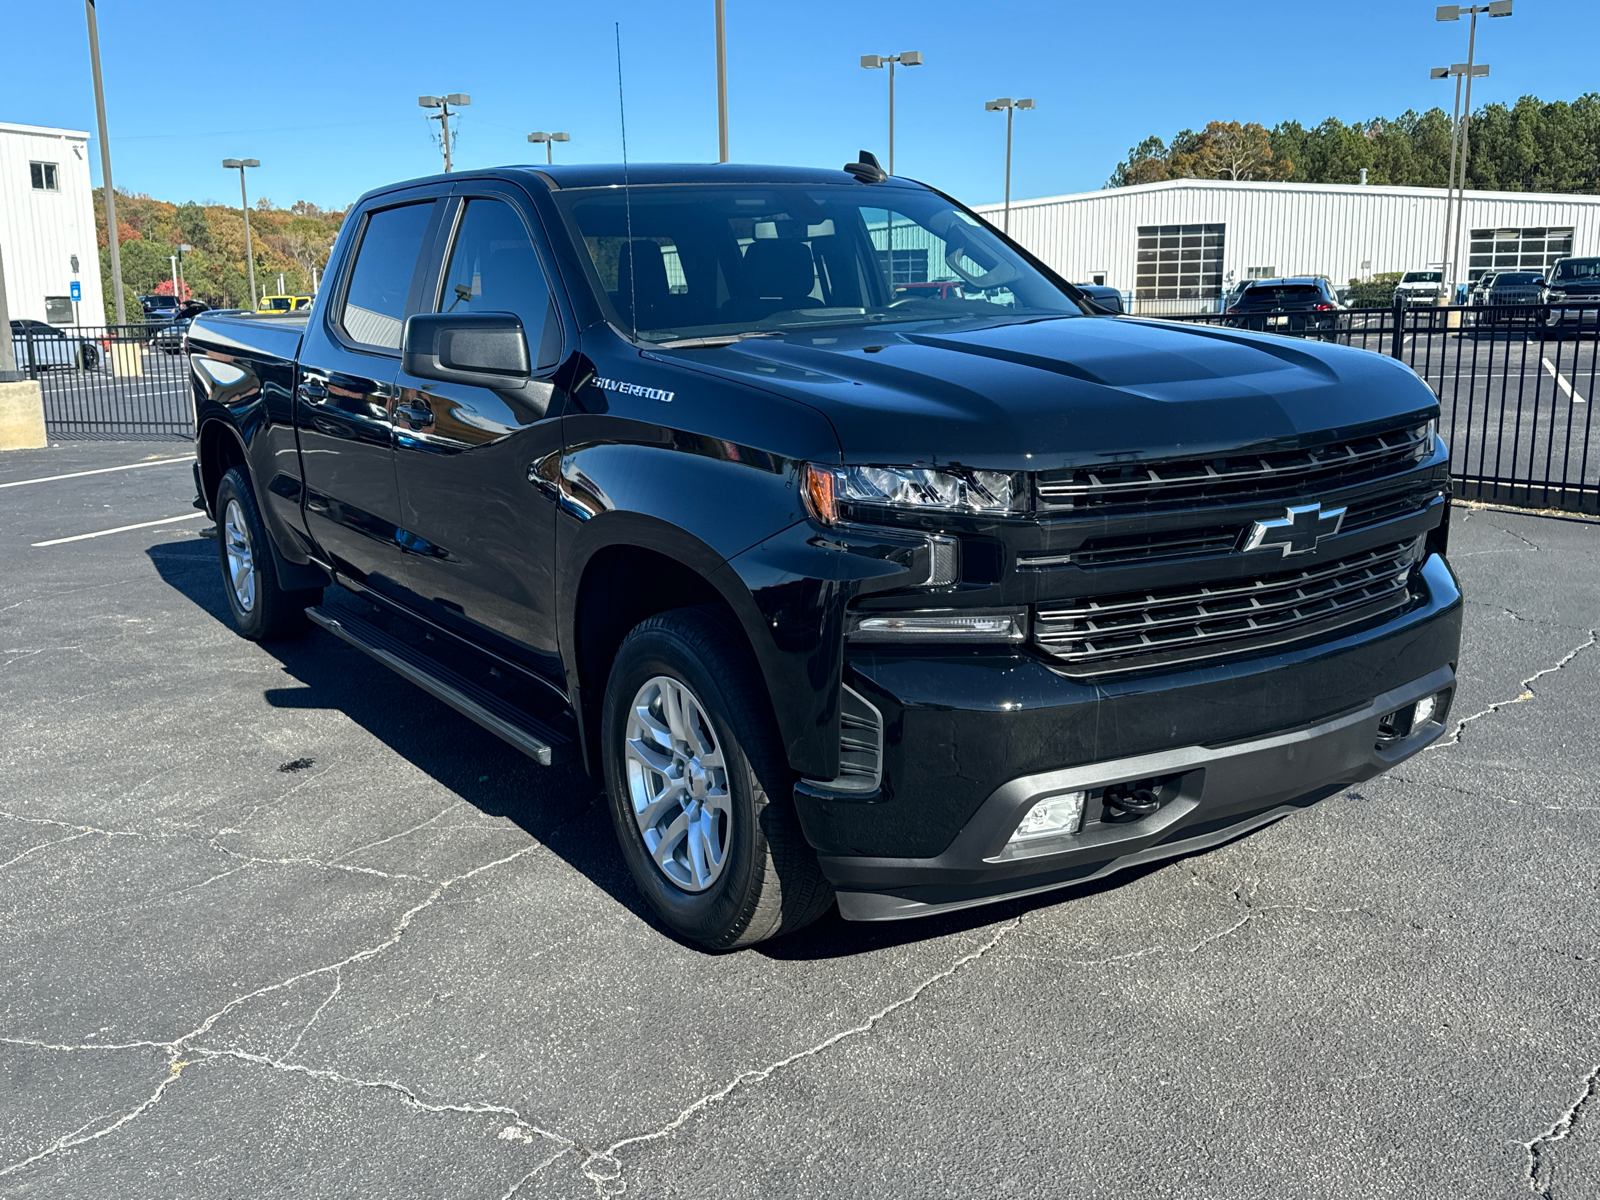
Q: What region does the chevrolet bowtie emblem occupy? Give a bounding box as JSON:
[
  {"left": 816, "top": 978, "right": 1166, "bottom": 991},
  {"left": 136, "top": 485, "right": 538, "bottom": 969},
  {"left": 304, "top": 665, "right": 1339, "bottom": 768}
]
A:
[{"left": 1243, "top": 502, "right": 1347, "bottom": 556}]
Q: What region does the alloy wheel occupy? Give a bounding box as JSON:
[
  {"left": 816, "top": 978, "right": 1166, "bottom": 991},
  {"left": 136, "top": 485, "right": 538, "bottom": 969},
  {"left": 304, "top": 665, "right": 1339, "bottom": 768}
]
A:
[
  {"left": 623, "top": 675, "right": 732, "bottom": 893},
  {"left": 222, "top": 498, "right": 257, "bottom": 613}
]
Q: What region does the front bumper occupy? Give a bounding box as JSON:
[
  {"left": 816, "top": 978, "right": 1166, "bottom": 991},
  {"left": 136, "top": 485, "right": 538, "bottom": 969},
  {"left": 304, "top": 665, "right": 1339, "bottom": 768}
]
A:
[
  {"left": 825, "top": 664, "right": 1452, "bottom": 920},
  {"left": 799, "top": 553, "right": 1462, "bottom": 922}
]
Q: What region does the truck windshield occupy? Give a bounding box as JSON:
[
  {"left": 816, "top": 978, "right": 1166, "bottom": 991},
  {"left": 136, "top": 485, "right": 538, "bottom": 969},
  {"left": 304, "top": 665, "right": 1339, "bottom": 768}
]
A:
[
  {"left": 549, "top": 183, "right": 1086, "bottom": 342},
  {"left": 1401, "top": 272, "right": 1442, "bottom": 283},
  {"left": 1553, "top": 259, "right": 1600, "bottom": 282}
]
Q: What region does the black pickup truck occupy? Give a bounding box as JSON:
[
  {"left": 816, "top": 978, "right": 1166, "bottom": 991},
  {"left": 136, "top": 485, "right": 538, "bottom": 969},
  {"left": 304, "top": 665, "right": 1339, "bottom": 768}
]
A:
[{"left": 186, "top": 157, "right": 1462, "bottom": 948}]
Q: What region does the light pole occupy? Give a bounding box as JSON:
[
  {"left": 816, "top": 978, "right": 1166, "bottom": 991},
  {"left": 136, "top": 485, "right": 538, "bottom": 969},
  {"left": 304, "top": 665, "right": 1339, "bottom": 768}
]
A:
[
  {"left": 715, "top": 0, "right": 729, "bottom": 162},
  {"left": 84, "top": 0, "right": 126, "bottom": 325},
  {"left": 526, "top": 131, "right": 571, "bottom": 164},
  {"left": 419, "top": 94, "right": 470, "bottom": 173},
  {"left": 859, "top": 51, "right": 923, "bottom": 175},
  {"left": 984, "top": 97, "right": 1035, "bottom": 233},
  {"left": 1429, "top": 61, "right": 1488, "bottom": 302},
  {"left": 1436, "top": 1, "right": 1512, "bottom": 301},
  {"left": 222, "top": 158, "right": 259, "bottom": 309}
]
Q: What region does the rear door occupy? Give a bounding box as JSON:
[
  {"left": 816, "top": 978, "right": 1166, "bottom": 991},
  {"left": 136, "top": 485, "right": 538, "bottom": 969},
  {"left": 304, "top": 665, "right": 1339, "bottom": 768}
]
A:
[
  {"left": 294, "top": 193, "right": 445, "bottom": 594},
  {"left": 390, "top": 185, "right": 571, "bottom": 678}
]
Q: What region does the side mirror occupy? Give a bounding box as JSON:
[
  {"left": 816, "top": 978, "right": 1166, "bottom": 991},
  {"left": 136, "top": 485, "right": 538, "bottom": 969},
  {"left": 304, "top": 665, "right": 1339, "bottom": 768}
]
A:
[
  {"left": 1535, "top": 277, "right": 1548, "bottom": 286},
  {"left": 402, "top": 312, "right": 530, "bottom": 390}
]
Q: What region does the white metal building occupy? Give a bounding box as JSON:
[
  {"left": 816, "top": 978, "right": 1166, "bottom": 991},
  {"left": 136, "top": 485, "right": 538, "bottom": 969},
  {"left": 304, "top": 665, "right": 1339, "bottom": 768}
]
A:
[
  {"left": 971, "top": 177, "right": 1600, "bottom": 312},
  {"left": 0, "top": 121, "right": 105, "bottom": 327}
]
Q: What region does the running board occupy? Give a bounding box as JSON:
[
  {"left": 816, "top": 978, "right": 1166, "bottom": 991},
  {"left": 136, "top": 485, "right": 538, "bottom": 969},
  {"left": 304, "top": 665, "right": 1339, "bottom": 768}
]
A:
[{"left": 305, "top": 607, "right": 566, "bottom": 767}]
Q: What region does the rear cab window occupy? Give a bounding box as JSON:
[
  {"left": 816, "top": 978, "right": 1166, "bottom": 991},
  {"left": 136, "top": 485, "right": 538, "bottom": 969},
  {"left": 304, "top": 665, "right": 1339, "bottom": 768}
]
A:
[{"left": 338, "top": 202, "right": 436, "bottom": 351}]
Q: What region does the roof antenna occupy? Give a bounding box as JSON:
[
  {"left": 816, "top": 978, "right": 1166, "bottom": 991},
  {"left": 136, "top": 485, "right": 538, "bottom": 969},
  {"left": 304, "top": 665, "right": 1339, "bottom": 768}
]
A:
[{"left": 616, "top": 22, "right": 637, "bottom": 343}]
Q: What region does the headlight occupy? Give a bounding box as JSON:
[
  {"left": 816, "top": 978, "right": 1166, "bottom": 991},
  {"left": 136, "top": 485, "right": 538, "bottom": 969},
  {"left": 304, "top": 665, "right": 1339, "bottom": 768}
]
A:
[
  {"left": 1410, "top": 418, "right": 1437, "bottom": 462},
  {"left": 804, "top": 463, "right": 1016, "bottom": 524}
]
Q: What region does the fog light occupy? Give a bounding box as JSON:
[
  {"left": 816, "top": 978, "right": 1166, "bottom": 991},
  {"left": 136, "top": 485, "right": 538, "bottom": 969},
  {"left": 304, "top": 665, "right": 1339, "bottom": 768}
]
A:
[
  {"left": 1009, "top": 791, "right": 1086, "bottom": 843},
  {"left": 1413, "top": 693, "right": 1439, "bottom": 727}
]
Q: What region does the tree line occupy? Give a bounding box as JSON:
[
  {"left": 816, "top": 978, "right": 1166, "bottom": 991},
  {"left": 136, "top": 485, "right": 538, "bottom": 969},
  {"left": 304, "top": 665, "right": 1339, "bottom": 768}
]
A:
[
  {"left": 94, "top": 191, "right": 346, "bottom": 321},
  {"left": 1107, "top": 93, "right": 1600, "bottom": 194}
]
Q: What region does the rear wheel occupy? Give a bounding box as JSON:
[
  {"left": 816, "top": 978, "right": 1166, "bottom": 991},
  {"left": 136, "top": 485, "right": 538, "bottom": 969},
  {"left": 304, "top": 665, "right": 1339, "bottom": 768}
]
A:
[
  {"left": 601, "top": 607, "right": 833, "bottom": 949},
  {"left": 215, "top": 467, "right": 321, "bottom": 641}
]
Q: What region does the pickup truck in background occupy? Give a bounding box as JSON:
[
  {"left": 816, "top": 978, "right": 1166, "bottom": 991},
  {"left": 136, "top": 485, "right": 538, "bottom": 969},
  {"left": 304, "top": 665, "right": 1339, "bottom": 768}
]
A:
[{"left": 186, "top": 156, "right": 1462, "bottom": 948}]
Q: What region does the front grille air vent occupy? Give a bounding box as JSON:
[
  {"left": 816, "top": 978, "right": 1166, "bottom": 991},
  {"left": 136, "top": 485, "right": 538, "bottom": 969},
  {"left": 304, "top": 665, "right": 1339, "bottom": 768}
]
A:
[
  {"left": 802, "top": 684, "right": 883, "bottom": 795},
  {"left": 1034, "top": 537, "right": 1424, "bottom": 676},
  {"left": 1019, "top": 490, "right": 1437, "bottom": 572},
  {"left": 1035, "top": 423, "right": 1429, "bottom": 513}
]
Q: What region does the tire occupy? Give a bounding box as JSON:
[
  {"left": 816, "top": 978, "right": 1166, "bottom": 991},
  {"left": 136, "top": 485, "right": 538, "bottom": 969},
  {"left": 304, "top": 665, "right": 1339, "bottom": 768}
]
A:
[
  {"left": 601, "top": 606, "right": 833, "bottom": 949},
  {"left": 215, "top": 467, "right": 322, "bottom": 641}
]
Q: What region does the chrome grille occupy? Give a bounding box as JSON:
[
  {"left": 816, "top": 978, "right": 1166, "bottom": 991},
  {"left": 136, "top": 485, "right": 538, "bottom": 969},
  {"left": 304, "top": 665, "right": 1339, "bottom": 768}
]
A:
[
  {"left": 1034, "top": 538, "right": 1424, "bottom": 675},
  {"left": 1035, "top": 424, "right": 1429, "bottom": 512}
]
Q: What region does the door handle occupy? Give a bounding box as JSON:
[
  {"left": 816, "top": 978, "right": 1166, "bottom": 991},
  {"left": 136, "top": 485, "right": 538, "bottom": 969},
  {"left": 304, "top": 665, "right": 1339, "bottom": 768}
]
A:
[
  {"left": 298, "top": 380, "right": 329, "bottom": 403},
  {"left": 395, "top": 400, "right": 435, "bottom": 429}
]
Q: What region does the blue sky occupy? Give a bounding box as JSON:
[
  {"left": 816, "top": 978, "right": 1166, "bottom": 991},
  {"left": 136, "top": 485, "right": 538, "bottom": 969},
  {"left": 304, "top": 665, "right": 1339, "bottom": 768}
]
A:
[{"left": 6, "top": 1, "right": 1597, "bottom": 212}]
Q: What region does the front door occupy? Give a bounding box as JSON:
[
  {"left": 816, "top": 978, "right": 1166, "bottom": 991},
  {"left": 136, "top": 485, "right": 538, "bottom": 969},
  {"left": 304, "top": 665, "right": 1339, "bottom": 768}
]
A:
[
  {"left": 390, "top": 190, "right": 570, "bottom": 679},
  {"left": 296, "top": 196, "right": 443, "bottom": 595}
]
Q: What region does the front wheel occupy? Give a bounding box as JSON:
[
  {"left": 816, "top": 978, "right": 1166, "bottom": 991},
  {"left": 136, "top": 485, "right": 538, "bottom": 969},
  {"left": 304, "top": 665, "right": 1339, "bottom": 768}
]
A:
[
  {"left": 215, "top": 467, "right": 322, "bottom": 641},
  {"left": 601, "top": 607, "right": 833, "bottom": 949}
]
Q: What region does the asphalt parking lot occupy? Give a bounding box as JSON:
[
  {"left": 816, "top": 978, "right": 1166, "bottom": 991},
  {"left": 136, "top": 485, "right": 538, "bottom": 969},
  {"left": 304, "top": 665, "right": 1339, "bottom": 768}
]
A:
[{"left": 2, "top": 441, "right": 1599, "bottom": 1199}]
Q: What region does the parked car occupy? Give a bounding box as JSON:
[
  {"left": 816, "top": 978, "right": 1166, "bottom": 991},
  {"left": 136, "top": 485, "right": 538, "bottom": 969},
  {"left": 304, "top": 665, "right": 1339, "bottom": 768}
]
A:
[
  {"left": 1222, "top": 277, "right": 1343, "bottom": 337},
  {"left": 1545, "top": 256, "right": 1600, "bottom": 332},
  {"left": 1472, "top": 270, "right": 1548, "bottom": 326},
  {"left": 9, "top": 318, "right": 100, "bottom": 370},
  {"left": 152, "top": 317, "right": 192, "bottom": 355},
  {"left": 138, "top": 294, "right": 184, "bottom": 328},
  {"left": 256, "top": 294, "right": 314, "bottom": 315},
  {"left": 187, "top": 158, "right": 1459, "bottom": 948},
  {"left": 1394, "top": 270, "right": 1445, "bottom": 306}
]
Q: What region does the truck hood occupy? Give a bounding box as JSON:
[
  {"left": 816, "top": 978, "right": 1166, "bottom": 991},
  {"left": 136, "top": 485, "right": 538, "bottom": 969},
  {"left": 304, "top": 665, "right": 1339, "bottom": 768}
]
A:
[{"left": 651, "top": 316, "right": 1436, "bottom": 471}]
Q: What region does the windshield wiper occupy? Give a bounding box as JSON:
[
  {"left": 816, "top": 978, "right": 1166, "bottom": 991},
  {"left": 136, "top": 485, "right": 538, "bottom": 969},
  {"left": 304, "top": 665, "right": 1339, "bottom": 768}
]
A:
[{"left": 652, "top": 331, "right": 782, "bottom": 349}]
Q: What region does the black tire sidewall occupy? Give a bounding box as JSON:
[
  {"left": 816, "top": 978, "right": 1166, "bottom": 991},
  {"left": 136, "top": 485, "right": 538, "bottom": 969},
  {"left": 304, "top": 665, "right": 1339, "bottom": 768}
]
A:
[
  {"left": 215, "top": 468, "right": 275, "bottom": 640},
  {"left": 601, "top": 617, "right": 771, "bottom": 948}
]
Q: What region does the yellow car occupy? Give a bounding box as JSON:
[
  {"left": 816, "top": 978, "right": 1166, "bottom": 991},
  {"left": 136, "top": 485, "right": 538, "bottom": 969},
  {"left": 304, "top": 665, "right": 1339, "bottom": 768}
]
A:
[{"left": 256, "top": 294, "right": 313, "bottom": 315}]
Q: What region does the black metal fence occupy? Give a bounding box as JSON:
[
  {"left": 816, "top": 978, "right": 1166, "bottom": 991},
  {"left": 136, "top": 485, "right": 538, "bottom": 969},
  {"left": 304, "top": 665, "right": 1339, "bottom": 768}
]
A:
[
  {"left": 14, "top": 323, "right": 194, "bottom": 440},
  {"left": 15, "top": 306, "right": 1599, "bottom": 514},
  {"left": 1161, "top": 301, "right": 1599, "bottom": 515}
]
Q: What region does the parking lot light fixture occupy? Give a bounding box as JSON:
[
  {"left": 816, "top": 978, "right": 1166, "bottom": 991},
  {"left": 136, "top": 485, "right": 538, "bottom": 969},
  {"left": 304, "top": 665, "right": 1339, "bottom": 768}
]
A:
[
  {"left": 222, "top": 158, "right": 260, "bottom": 308},
  {"left": 1435, "top": 2, "right": 1510, "bottom": 303},
  {"left": 859, "top": 50, "right": 923, "bottom": 174},
  {"left": 419, "top": 94, "right": 470, "bottom": 173},
  {"left": 526, "top": 131, "right": 570, "bottom": 164},
  {"left": 985, "top": 97, "right": 1035, "bottom": 234}
]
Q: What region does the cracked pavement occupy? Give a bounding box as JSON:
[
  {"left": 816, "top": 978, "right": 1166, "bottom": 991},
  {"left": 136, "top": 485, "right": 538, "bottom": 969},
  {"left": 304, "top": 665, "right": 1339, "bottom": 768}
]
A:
[{"left": 3, "top": 442, "right": 1600, "bottom": 1199}]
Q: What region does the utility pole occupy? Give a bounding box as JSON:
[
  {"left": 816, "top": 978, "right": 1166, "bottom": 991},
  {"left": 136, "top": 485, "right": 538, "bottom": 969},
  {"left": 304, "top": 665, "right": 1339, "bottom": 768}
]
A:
[
  {"left": 1437, "top": 2, "right": 1512, "bottom": 301},
  {"left": 419, "top": 94, "right": 470, "bottom": 173},
  {"left": 860, "top": 51, "right": 924, "bottom": 175},
  {"left": 715, "top": 0, "right": 729, "bottom": 162},
  {"left": 985, "top": 98, "right": 1035, "bottom": 234},
  {"left": 223, "top": 159, "right": 259, "bottom": 308},
  {"left": 84, "top": 0, "right": 125, "bottom": 325}
]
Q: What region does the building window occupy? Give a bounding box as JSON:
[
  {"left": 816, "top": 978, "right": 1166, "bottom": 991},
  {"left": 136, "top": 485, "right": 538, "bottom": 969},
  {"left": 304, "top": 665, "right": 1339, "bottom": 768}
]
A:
[
  {"left": 1135, "top": 223, "right": 1224, "bottom": 300},
  {"left": 30, "top": 162, "right": 60, "bottom": 191},
  {"left": 1246, "top": 265, "right": 1277, "bottom": 279},
  {"left": 1468, "top": 227, "right": 1573, "bottom": 282}
]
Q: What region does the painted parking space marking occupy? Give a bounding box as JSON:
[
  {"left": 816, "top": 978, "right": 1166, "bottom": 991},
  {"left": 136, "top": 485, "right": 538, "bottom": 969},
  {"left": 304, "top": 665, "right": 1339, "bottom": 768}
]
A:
[
  {"left": 32, "top": 512, "right": 207, "bottom": 547},
  {"left": 1542, "top": 357, "right": 1588, "bottom": 404},
  {"left": 1, "top": 456, "right": 193, "bottom": 489}
]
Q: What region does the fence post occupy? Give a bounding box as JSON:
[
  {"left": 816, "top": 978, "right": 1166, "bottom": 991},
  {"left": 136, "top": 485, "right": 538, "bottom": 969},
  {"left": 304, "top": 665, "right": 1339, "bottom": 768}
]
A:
[
  {"left": 1390, "top": 294, "right": 1406, "bottom": 360},
  {"left": 23, "top": 330, "right": 39, "bottom": 379}
]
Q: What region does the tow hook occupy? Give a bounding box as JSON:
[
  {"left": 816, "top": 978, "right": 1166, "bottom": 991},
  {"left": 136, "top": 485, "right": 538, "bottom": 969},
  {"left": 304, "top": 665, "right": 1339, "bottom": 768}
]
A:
[{"left": 1102, "top": 785, "right": 1161, "bottom": 819}]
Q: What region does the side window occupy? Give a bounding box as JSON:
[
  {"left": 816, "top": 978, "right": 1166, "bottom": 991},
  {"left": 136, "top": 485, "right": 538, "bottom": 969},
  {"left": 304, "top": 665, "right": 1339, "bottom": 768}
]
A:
[
  {"left": 440, "top": 199, "right": 558, "bottom": 366},
  {"left": 339, "top": 202, "right": 434, "bottom": 350}
]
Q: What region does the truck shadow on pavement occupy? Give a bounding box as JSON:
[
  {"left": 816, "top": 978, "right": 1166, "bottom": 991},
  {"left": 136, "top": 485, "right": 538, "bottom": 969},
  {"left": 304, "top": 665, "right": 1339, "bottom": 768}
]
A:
[{"left": 149, "top": 535, "right": 1177, "bottom": 961}]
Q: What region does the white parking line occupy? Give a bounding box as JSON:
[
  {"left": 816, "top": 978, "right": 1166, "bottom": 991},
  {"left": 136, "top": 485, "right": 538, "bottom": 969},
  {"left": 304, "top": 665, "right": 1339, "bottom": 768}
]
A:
[
  {"left": 0, "top": 456, "right": 193, "bottom": 489},
  {"left": 32, "top": 512, "right": 206, "bottom": 547},
  {"left": 1542, "top": 357, "right": 1588, "bottom": 404}
]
